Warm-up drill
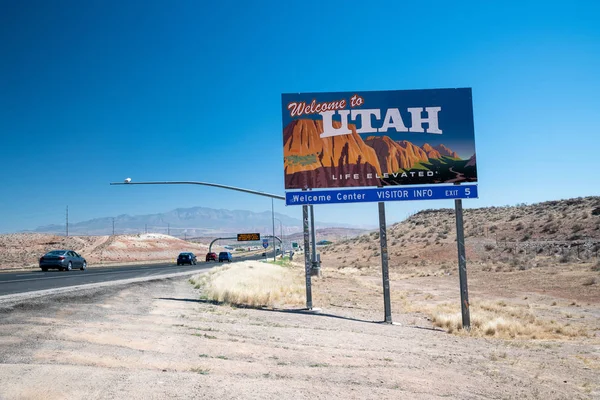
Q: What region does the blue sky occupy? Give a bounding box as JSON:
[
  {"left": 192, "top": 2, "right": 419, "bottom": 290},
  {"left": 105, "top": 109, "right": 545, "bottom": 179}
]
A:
[{"left": 1, "top": 0, "right": 599, "bottom": 233}]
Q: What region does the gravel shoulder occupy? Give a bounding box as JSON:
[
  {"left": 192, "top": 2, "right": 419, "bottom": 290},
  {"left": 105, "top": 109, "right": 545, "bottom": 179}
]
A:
[{"left": 0, "top": 266, "right": 598, "bottom": 399}]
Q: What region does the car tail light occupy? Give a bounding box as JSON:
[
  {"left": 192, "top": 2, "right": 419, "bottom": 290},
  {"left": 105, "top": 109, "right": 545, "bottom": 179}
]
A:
[{"left": 59, "top": 256, "right": 65, "bottom": 260}]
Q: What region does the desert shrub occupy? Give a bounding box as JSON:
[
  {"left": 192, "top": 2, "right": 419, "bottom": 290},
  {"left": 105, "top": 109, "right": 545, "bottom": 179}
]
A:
[
  {"left": 515, "top": 222, "right": 524, "bottom": 231},
  {"left": 484, "top": 244, "right": 496, "bottom": 251},
  {"left": 541, "top": 223, "right": 554, "bottom": 233},
  {"left": 582, "top": 277, "right": 596, "bottom": 286},
  {"left": 572, "top": 224, "right": 583, "bottom": 232},
  {"left": 559, "top": 254, "right": 571, "bottom": 263}
]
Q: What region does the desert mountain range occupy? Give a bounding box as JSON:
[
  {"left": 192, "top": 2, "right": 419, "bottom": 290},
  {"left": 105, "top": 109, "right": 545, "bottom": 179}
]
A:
[{"left": 28, "top": 206, "right": 366, "bottom": 237}]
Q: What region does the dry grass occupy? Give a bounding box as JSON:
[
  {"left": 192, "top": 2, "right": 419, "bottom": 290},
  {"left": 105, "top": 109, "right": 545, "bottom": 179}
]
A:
[
  {"left": 428, "top": 300, "right": 588, "bottom": 339},
  {"left": 190, "top": 260, "right": 305, "bottom": 308}
]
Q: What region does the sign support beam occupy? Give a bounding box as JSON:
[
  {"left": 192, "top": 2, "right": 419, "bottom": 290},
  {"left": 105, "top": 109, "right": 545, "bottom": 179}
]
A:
[
  {"left": 309, "top": 205, "right": 319, "bottom": 276},
  {"left": 454, "top": 197, "right": 471, "bottom": 329},
  {"left": 379, "top": 202, "right": 392, "bottom": 323},
  {"left": 302, "top": 204, "right": 312, "bottom": 310}
]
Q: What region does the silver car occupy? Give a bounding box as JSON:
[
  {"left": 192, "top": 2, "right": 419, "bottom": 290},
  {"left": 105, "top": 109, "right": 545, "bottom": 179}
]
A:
[{"left": 39, "top": 250, "right": 87, "bottom": 271}]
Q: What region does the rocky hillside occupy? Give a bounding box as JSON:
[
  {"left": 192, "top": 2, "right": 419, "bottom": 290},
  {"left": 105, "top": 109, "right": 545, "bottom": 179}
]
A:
[{"left": 321, "top": 196, "right": 600, "bottom": 271}]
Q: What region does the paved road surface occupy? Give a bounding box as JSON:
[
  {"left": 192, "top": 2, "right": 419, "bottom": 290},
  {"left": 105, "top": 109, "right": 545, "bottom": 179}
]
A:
[
  {"left": 0, "top": 250, "right": 282, "bottom": 297},
  {"left": 0, "top": 263, "right": 213, "bottom": 296}
]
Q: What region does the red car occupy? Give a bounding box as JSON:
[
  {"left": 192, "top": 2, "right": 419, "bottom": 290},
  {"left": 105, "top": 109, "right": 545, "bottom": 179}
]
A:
[{"left": 205, "top": 252, "right": 218, "bottom": 262}]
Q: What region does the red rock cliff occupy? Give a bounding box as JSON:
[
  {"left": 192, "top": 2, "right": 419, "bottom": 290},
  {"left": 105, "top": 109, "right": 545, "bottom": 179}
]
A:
[{"left": 283, "top": 119, "right": 382, "bottom": 188}]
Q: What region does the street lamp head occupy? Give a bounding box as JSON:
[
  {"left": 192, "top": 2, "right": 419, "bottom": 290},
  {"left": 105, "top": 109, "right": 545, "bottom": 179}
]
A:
[{"left": 124, "top": 178, "right": 132, "bottom": 184}]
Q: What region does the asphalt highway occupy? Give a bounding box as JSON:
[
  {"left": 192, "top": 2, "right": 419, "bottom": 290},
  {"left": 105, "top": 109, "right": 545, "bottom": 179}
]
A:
[
  {"left": 0, "top": 249, "right": 280, "bottom": 297},
  {"left": 0, "top": 263, "right": 214, "bottom": 297}
]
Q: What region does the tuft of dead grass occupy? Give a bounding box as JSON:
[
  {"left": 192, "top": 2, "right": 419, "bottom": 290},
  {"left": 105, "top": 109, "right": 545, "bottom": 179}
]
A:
[
  {"left": 429, "top": 300, "right": 588, "bottom": 339},
  {"left": 189, "top": 261, "right": 305, "bottom": 308}
]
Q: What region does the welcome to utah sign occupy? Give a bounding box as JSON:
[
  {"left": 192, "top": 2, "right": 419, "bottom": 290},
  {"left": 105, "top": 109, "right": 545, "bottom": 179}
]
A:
[{"left": 282, "top": 88, "right": 477, "bottom": 190}]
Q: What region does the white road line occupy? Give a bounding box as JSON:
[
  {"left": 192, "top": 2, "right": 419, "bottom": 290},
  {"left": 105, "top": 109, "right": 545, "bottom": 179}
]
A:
[
  {"left": 0, "top": 268, "right": 213, "bottom": 302},
  {"left": 0, "top": 266, "right": 202, "bottom": 285},
  {"left": 0, "top": 269, "right": 154, "bottom": 284}
]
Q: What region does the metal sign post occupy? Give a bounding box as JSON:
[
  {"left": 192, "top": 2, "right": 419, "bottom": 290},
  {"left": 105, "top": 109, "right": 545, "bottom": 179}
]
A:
[
  {"left": 309, "top": 204, "right": 319, "bottom": 276},
  {"left": 454, "top": 197, "right": 471, "bottom": 329},
  {"left": 379, "top": 202, "right": 392, "bottom": 323},
  {"left": 303, "top": 204, "right": 313, "bottom": 309}
]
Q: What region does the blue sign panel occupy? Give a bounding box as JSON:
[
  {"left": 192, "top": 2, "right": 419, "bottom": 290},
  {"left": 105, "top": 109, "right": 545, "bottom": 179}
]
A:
[
  {"left": 286, "top": 185, "right": 477, "bottom": 206},
  {"left": 262, "top": 239, "right": 269, "bottom": 249}
]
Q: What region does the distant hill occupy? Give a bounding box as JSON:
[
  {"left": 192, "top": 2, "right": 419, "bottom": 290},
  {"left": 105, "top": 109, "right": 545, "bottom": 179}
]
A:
[
  {"left": 322, "top": 196, "right": 600, "bottom": 270},
  {"left": 29, "top": 206, "right": 368, "bottom": 237},
  {"left": 286, "top": 227, "right": 370, "bottom": 244}
]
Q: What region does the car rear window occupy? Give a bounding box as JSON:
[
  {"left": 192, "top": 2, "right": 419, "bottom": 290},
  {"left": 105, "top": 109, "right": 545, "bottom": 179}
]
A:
[{"left": 46, "top": 250, "right": 66, "bottom": 256}]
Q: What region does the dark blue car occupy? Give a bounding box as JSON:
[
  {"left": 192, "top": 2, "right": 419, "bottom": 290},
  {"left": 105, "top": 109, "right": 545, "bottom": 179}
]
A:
[
  {"left": 177, "top": 252, "right": 197, "bottom": 265},
  {"left": 39, "top": 250, "right": 87, "bottom": 271}
]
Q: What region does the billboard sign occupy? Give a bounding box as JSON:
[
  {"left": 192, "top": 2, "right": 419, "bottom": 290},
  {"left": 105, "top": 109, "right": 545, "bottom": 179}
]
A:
[
  {"left": 282, "top": 88, "right": 477, "bottom": 190},
  {"left": 237, "top": 233, "right": 261, "bottom": 241},
  {"left": 285, "top": 184, "right": 477, "bottom": 206}
]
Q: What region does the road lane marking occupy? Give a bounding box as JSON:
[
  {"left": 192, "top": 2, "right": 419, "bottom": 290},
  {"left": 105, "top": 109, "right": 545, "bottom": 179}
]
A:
[
  {"left": 16, "top": 273, "right": 45, "bottom": 277},
  {"left": 0, "top": 267, "right": 176, "bottom": 284},
  {"left": 0, "top": 268, "right": 214, "bottom": 300}
]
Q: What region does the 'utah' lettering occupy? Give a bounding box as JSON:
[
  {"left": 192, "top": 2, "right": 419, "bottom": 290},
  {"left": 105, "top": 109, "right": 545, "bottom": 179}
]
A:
[{"left": 319, "top": 107, "right": 442, "bottom": 138}]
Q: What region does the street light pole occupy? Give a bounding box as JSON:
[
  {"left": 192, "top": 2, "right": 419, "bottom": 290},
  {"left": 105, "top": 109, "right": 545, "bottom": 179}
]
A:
[
  {"left": 110, "top": 180, "right": 285, "bottom": 201},
  {"left": 274, "top": 217, "right": 283, "bottom": 251},
  {"left": 271, "top": 198, "right": 277, "bottom": 261}
]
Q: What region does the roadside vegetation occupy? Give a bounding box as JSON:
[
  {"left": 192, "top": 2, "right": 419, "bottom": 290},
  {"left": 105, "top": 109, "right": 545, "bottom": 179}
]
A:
[
  {"left": 427, "top": 300, "right": 588, "bottom": 339},
  {"left": 190, "top": 260, "right": 304, "bottom": 308},
  {"left": 318, "top": 196, "right": 599, "bottom": 340}
]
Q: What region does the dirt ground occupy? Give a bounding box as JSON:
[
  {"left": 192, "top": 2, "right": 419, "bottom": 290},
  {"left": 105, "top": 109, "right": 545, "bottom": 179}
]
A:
[{"left": 1, "top": 261, "right": 598, "bottom": 400}]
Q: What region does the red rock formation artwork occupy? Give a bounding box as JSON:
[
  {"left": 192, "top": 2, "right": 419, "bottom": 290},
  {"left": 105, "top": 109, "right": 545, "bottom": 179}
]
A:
[{"left": 283, "top": 119, "right": 381, "bottom": 188}]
